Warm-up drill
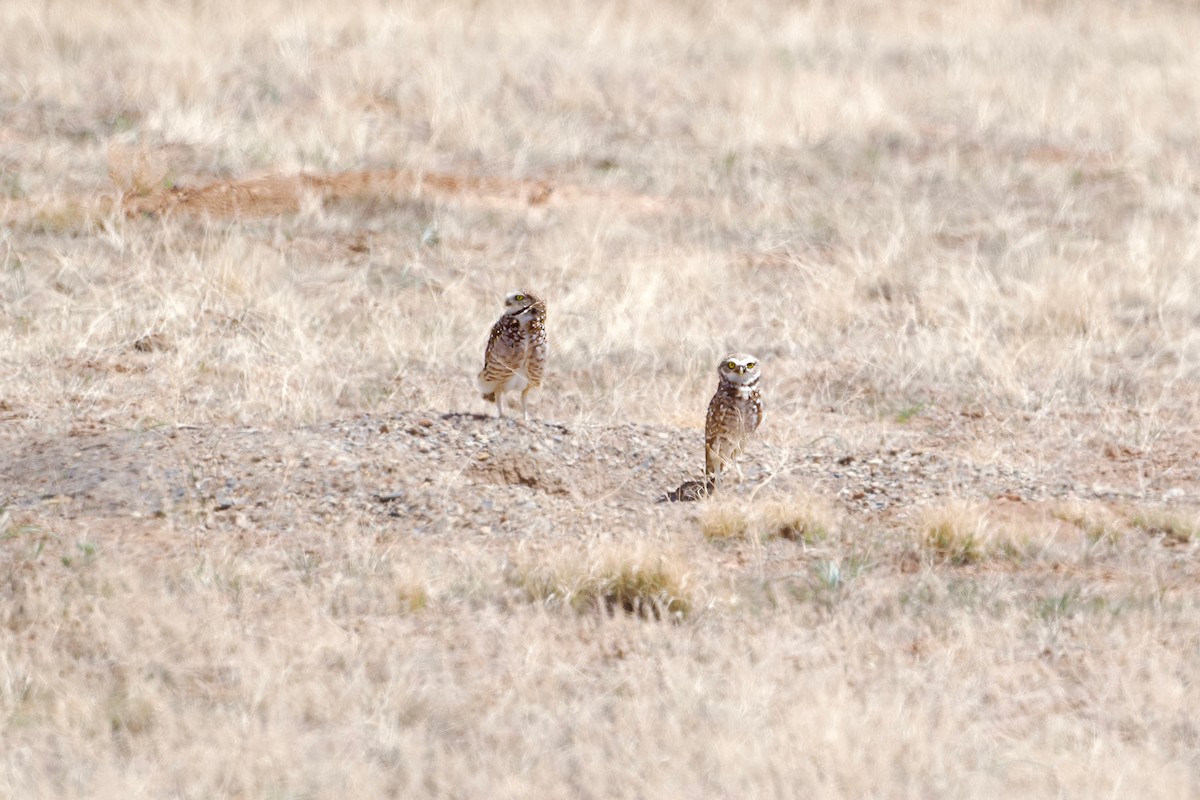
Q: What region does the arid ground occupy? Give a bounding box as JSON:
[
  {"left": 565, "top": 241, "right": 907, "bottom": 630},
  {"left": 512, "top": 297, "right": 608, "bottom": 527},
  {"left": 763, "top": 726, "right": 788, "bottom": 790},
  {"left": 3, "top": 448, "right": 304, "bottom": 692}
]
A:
[{"left": 2, "top": 1, "right": 1200, "bottom": 797}]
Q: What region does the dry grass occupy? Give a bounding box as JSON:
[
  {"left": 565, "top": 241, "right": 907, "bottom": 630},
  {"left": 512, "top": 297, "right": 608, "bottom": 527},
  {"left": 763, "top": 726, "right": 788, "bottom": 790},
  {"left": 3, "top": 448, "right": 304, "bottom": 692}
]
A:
[
  {"left": 4, "top": 511, "right": 1199, "bottom": 798},
  {"left": 5, "top": 0, "right": 1200, "bottom": 433},
  {"left": 1052, "top": 500, "right": 1126, "bottom": 545},
  {"left": 700, "top": 502, "right": 757, "bottom": 540},
  {"left": 919, "top": 499, "right": 996, "bottom": 564},
  {"left": 514, "top": 538, "right": 697, "bottom": 620},
  {"left": 916, "top": 498, "right": 1052, "bottom": 565},
  {"left": 1127, "top": 507, "right": 1200, "bottom": 546},
  {"left": 702, "top": 490, "right": 839, "bottom": 544},
  {"left": 4, "top": 0, "right": 1200, "bottom": 796}
]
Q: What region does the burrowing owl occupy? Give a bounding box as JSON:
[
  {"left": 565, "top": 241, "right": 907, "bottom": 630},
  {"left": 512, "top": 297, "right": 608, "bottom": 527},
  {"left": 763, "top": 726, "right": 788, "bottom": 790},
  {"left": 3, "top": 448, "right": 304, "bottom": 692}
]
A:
[
  {"left": 477, "top": 290, "right": 547, "bottom": 419},
  {"left": 705, "top": 353, "right": 763, "bottom": 488}
]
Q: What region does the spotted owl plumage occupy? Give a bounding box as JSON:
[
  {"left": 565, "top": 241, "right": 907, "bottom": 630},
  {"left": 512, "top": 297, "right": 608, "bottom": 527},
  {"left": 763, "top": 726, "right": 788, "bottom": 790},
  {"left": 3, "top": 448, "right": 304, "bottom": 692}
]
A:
[
  {"left": 477, "top": 290, "right": 547, "bottom": 419},
  {"left": 704, "top": 353, "right": 763, "bottom": 486}
]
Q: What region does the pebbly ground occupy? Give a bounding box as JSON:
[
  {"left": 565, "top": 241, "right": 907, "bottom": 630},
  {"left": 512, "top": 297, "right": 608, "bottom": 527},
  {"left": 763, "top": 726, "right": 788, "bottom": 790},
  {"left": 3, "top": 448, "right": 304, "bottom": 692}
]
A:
[{"left": 4, "top": 408, "right": 1188, "bottom": 541}]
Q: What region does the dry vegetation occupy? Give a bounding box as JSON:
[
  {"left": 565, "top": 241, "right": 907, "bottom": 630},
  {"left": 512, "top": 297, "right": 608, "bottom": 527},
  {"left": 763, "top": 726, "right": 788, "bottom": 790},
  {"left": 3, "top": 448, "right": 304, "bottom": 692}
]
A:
[{"left": 3, "top": 0, "right": 1200, "bottom": 797}]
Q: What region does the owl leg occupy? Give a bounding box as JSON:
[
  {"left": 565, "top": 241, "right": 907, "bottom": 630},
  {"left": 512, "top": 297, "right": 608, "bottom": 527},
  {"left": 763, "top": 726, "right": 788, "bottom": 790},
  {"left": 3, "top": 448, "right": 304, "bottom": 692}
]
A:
[
  {"left": 520, "top": 384, "right": 534, "bottom": 421},
  {"left": 493, "top": 388, "right": 506, "bottom": 418},
  {"left": 706, "top": 443, "right": 723, "bottom": 492}
]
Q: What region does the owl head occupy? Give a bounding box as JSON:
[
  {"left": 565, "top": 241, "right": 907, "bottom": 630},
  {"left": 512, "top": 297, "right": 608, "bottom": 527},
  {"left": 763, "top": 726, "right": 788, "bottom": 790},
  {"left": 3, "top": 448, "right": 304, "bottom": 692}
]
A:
[
  {"left": 502, "top": 290, "right": 542, "bottom": 316},
  {"left": 717, "top": 353, "right": 761, "bottom": 385}
]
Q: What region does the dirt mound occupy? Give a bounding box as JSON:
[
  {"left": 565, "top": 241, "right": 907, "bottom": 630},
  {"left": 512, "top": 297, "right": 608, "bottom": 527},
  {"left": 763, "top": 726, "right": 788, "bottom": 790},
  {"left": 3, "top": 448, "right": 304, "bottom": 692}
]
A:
[
  {"left": 0, "top": 413, "right": 698, "bottom": 539},
  {"left": 1, "top": 410, "right": 1165, "bottom": 543},
  {"left": 471, "top": 445, "right": 572, "bottom": 495},
  {"left": 0, "top": 429, "right": 190, "bottom": 517}
]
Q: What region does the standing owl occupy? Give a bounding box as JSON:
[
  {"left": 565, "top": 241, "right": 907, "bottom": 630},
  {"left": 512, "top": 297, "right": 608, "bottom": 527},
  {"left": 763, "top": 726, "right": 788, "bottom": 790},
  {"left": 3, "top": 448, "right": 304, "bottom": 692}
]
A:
[
  {"left": 705, "top": 353, "right": 763, "bottom": 488},
  {"left": 477, "top": 290, "right": 547, "bottom": 419}
]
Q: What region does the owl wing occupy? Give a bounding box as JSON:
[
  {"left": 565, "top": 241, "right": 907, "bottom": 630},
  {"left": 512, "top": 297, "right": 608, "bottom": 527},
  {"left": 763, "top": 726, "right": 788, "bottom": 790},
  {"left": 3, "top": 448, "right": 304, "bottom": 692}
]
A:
[
  {"left": 479, "top": 316, "right": 524, "bottom": 385},
  {"left": 523, "top": 314, "right": 547, "bottom": 388},
  {"left": 704, "top": 392, "right": 729, "bottom": 448}
]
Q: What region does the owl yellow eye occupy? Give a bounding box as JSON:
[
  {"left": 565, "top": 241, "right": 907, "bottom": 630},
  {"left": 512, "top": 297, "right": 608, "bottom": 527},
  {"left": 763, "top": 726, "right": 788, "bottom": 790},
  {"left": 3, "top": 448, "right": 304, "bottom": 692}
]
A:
[
  {"left": 515, "top": 294, "right": 525, "bottom": 301},
  {"left": 726, "top": 361, "right": 737, "bottom": 370},
  {"left": 747, "top": 362, "right": 756, "bottom": 370}
]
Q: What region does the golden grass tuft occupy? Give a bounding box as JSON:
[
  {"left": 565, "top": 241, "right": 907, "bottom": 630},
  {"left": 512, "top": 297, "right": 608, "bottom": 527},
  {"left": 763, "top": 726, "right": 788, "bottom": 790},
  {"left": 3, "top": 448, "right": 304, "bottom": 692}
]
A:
[
  {"left": 916, "top": 496, "right": 1070, "bottom": 566},
  {"left": 1052, "top": 500, "right": 1125, "bottom": 545},
  {"left": 1126, "top": 508, "right": 1200, "bottom": 546},
  {"left": 700, "top": 502, "right": 756, "bottom": 541},
  {"left": 917, "top": 499, "right": 1040, "bottom": 565},
  {"left": 516, "top": 541, "right": 695, "bottom": 620},
  {"left": 702, "top": 492, "right": 839, "bottom": 544},
  {"left": 920, "top": 500, "right": 991, "bottom": 564},
  {"left": 759, "top": 495, "right": 839, "bottom": 544}
]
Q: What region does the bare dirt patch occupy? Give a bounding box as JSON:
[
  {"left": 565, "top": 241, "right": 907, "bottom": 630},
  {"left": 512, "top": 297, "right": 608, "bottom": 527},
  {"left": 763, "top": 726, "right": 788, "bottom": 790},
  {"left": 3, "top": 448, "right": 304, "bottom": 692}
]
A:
[{"left": 119, "top": 168, "right": 555, "bottom": 219}]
